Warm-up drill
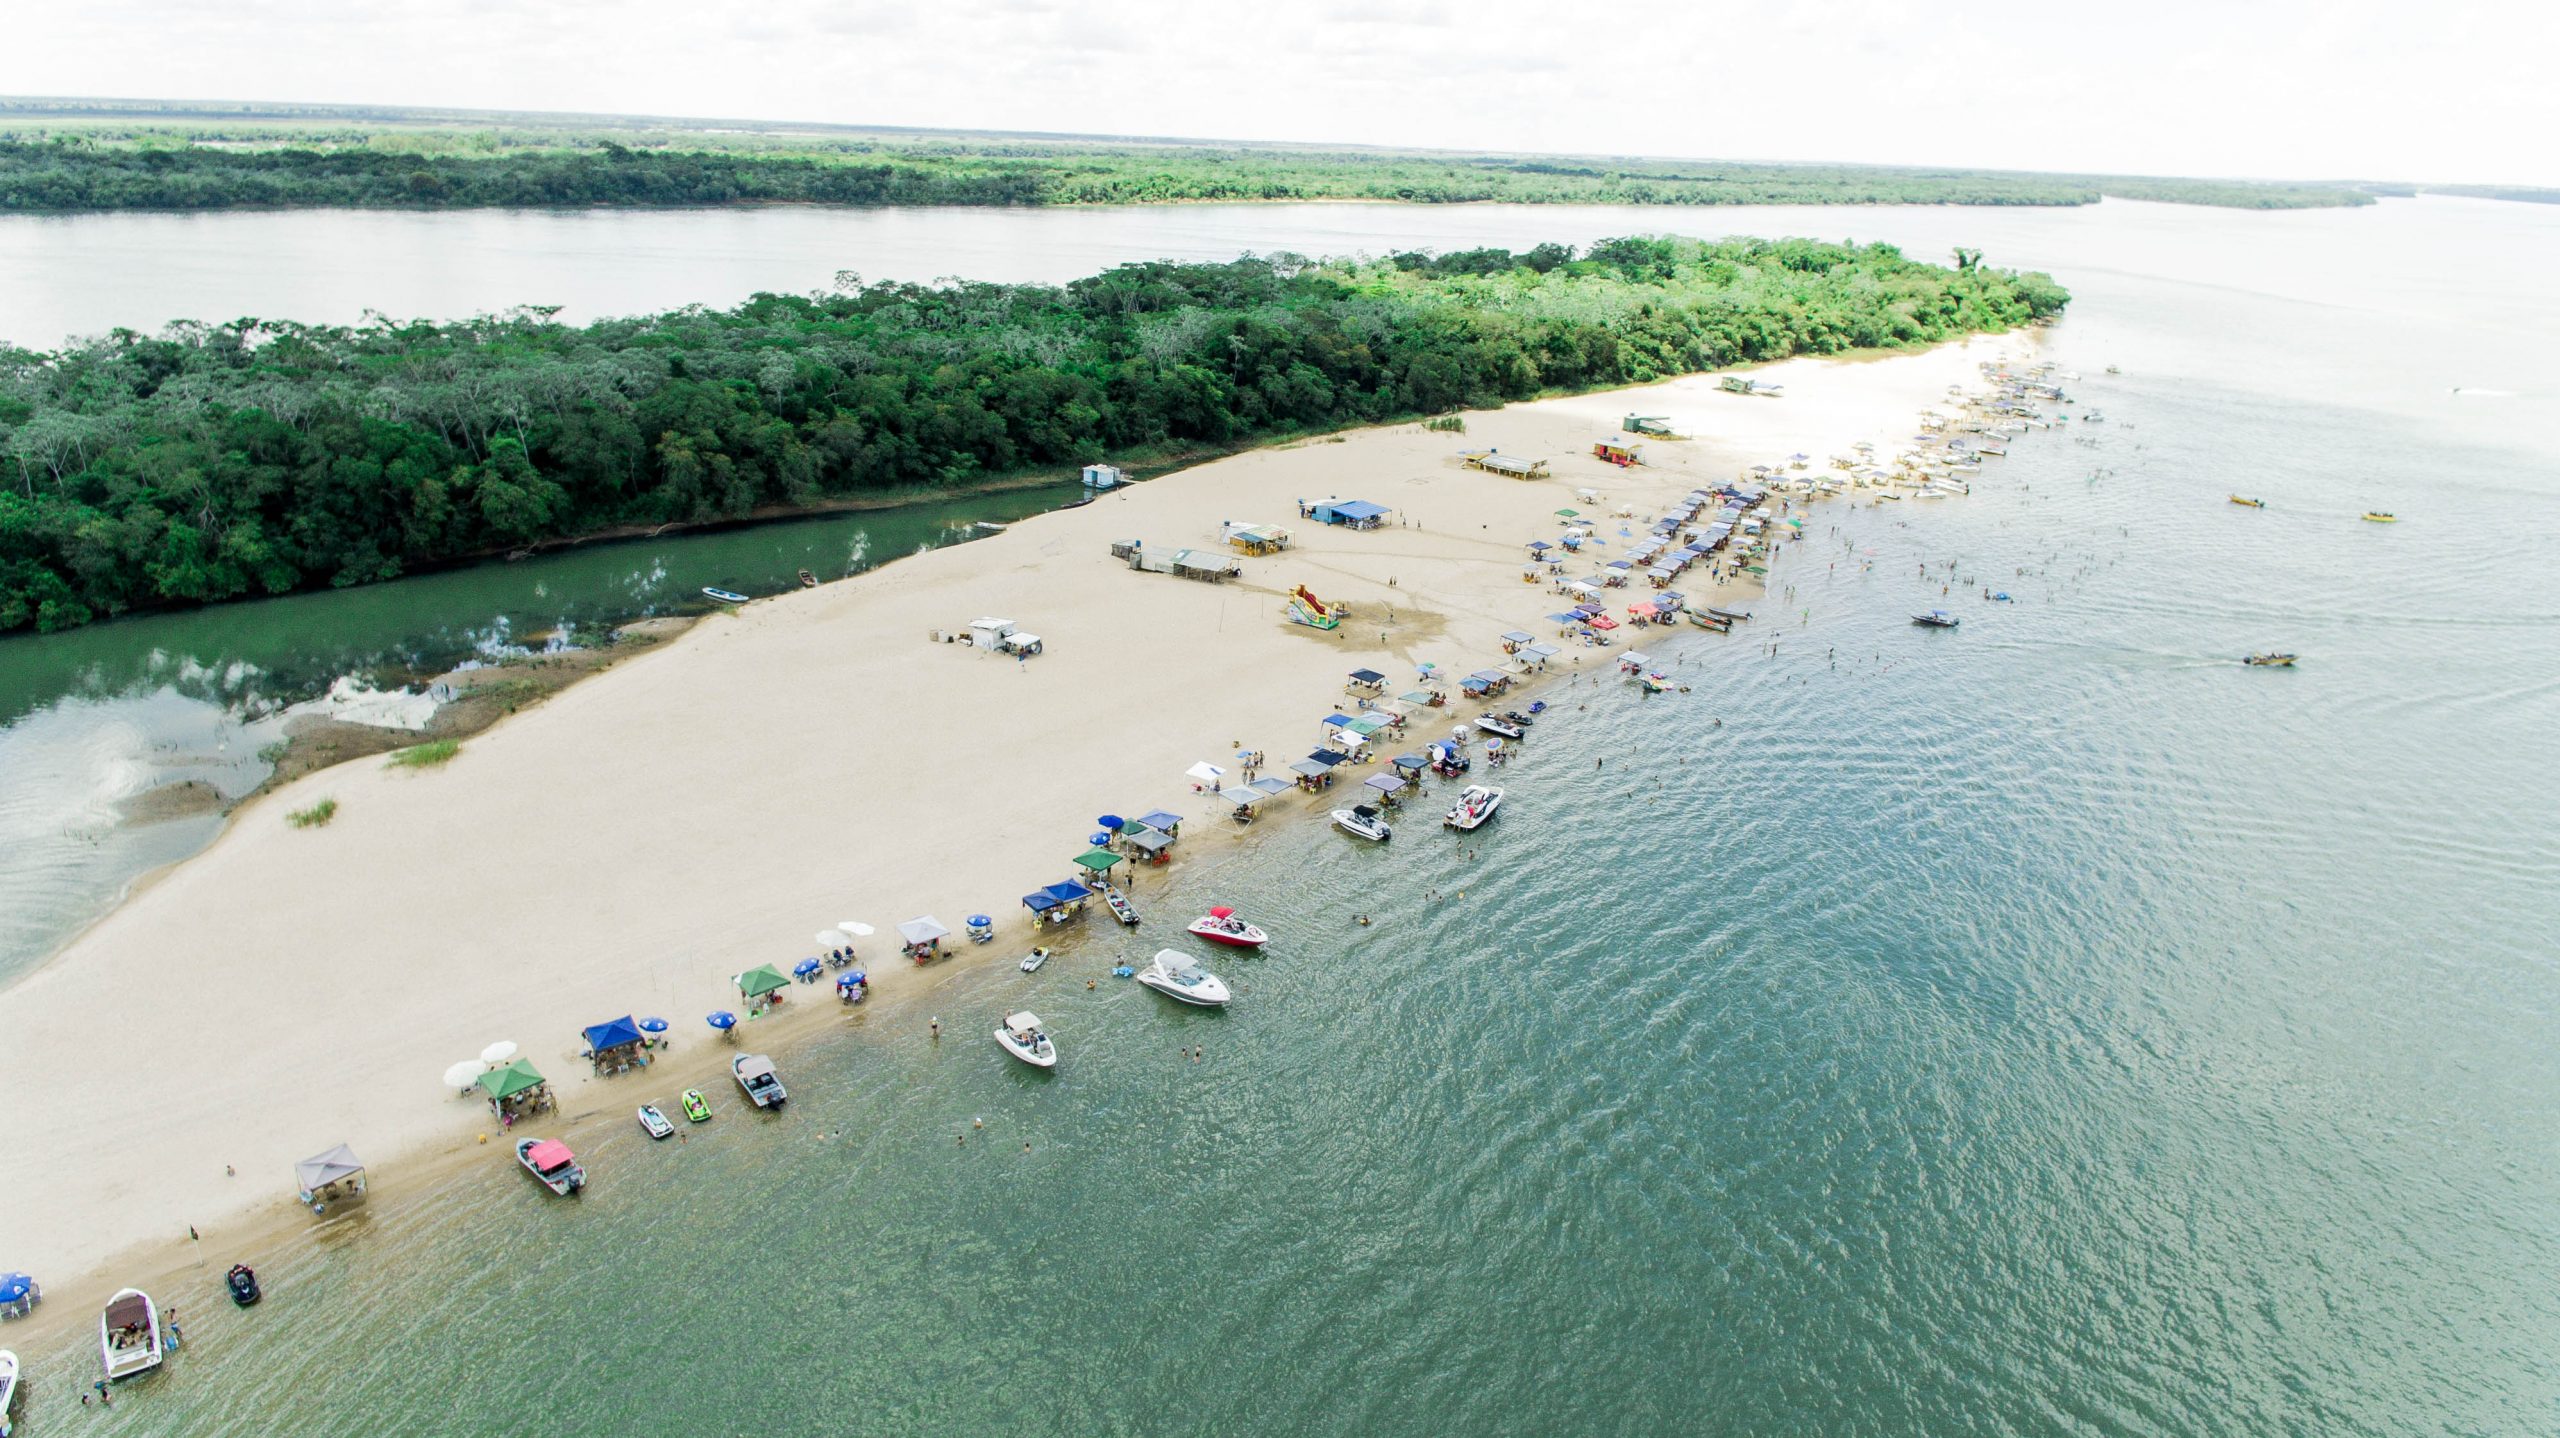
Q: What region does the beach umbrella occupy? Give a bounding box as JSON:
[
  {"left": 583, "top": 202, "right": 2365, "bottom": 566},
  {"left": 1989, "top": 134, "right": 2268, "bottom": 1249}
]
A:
[
  {"left": 479, "top": 1040, "right": 517, "bottom": 1066},
  {"left": 638, "top": 1017, "right": 669, "bottom": 1034},
  {"left": 1184, "top": 761, "right": 1226, "bottom": 783},
  {"left": 1554, "top": 508, "right": 1579, "bottom": 518},
  {"left": 1089, "top": 831, "right": 1114, "bottom": 847},
  {"left": 967, "top": 914, "right": 991, "bottom": 927},
  {"left": 0, "top": 1272, "right": 32, "bottom": 1303},
  {"left": 1096, "top": 813, "right": 1126, "bottom": 832},
  {"left": 793, "top": 958, "right": 822, "bottom": 978},
  {"left": 707, "top": 1011, "right": 737, "bottom": 1031},
  {"left": 839, "top": 921, "right": 874, "bottom": 938},
  {"left": 816, "top": 930, "right": 849, "bottom": 950},
  {"left": 442, "top": 1060, "right": 483, "bottom": 1091}
]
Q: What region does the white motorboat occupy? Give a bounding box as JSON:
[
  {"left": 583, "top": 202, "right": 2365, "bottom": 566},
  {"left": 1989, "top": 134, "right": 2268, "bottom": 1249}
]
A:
[
  {"left": 2, "top": 1348, "right": 21, "bottom": 1436},
  {"left": 1331, "top": 804, "right": 1391, "bottom": 841},
  {"left": 733, "top": 1054, "right": 787, "bottom": 1109},
  {"left": 515, "top": 1138, "right": 585, "bottom": 1196},
  {"left": 1020, "top": 946, "right": 1052, "bottom": 973},
  {"left": 1475, "top": 715, "right": 1524, "bottom": 741},
  {"left": 636, "top": 1104, "right": 675, "bottom": 1140},
  {"left": 98, "top": 1289, "right": 163, "bottom": 1381},
  {"left": 995, "top": 1011, "right": 1059, "bottom": 1068},
  {"left": 1138, "top": 949, "right": 1231, "bottom": 1007},
  {"left": 1443, "top": 785, "right": 1504, "bottom": 831},
  {"left": 1186, "top": 907, "right": 1268, "bottom": 949}
]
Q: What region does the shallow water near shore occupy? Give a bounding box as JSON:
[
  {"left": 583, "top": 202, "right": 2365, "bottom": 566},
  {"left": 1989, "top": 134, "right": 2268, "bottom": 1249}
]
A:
[
  {"left": 16, "top": 262, "right": 2560, "bottom": 1433},
  {"left": 8, "top": 197, "right": 2560, "bottom": 1432}
]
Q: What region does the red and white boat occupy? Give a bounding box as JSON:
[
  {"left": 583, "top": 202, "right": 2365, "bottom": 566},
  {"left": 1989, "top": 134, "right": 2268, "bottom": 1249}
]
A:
[{"left": 1186, "top": 906, "right": 1268, "bottom": 949}]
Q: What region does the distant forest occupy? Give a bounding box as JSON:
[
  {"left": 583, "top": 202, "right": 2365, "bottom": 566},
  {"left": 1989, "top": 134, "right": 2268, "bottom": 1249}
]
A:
[
  {"left": 0, "top": 237, "right": 2068, "bottom": 633},
  {"left": 0, "top": 111, "right": 2385, "bottom": 213}
]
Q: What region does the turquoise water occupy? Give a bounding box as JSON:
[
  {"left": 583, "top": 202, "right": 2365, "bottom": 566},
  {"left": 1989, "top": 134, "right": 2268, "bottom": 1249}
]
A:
[{"left": 9, "top": 198, "right": 2560, "bottom": 1433}]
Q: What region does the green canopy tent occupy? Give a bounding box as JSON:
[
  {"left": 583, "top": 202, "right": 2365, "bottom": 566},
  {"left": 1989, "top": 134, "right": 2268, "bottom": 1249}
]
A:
[
  {"left": 735, "top": 964, "right": 791, "bottom": 1000},
  {"left": 1071, "top": 848, "right": 1123, "bottom": 877},
  {"left": 476, "top": 1058, "right": 547, "bottom": 1103}
]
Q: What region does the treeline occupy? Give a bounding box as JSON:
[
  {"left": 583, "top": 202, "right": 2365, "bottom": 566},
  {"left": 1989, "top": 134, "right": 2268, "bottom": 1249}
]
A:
[
  {"left": 0, "top": 237, "right": 2068, "bottom": 633},
  {"left": 0, "top": 134, "right": 2376, "bottom": 214}
]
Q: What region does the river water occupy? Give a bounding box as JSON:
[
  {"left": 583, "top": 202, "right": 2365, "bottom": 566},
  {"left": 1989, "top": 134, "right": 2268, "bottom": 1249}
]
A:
[{"left": 3, "top": 197, "right": 2557, "bottom": 1434}]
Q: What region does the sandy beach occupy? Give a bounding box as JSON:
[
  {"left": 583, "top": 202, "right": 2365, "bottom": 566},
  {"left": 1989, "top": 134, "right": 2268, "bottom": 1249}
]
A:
[{"left": 0, "top": 331, "right": 2032, "bottom": 1316}]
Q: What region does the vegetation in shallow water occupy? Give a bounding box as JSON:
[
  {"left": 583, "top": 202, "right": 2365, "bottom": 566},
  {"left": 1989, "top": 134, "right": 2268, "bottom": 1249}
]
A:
[{"left": 0, "top": 236, "right": 2066, "bottom": 633}]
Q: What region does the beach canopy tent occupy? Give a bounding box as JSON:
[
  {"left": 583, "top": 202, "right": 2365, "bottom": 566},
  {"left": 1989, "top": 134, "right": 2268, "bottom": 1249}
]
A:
[
  {"left": 1526, "top": 541, "right": 1552, "bottom": 553},
  {"left": 1339, "top": 717, "right": 1387, "bottom": 737},
  {"left": 1184, "top": 761, "right": 1227, "bottom": 784},
  {"left": 1459, "top": 676, "right": 1492, "bottom": 695},
  {"left": 1041, "top": 881, "right": 1093, "bottom": 907},
  {"left": 477, "top": 1058, "right": 547, "bottom": 1102},
  {"left": 1219, "top": 786, "right": 1265, "bottom": 808},
  {"left": 1347, "top": 668, "right": 1387, "bottom": 686},
  {"left": 1127, "top": 829, "right": 1174, "bottom": 855},
  {"left": 1070, "top": 849, "right": 1123, "bottom": 875},
  {"left": 583, "top": 1016, "right": 646, "bottom": 1054},
  {"left": 1469, "top": 670, "right": 1509, "bottom": 685},
  {"left": 1364, "top": 773, "right": 1407, "bottom": 796},
  {"left": 295, "top": 1143, "right": 366, "bottom": 1192},
  {"left": 1399, "top": 691, "right": 1437, "bottom": 707},
  {"left": 1501, "top": 631, "right": 1536, "bottom": 646},
  {"left": 1308, "top": 748, "right": 1349, "bottom": 768},
  {"left": 1523, "top": 644, "right": 1562, "bottom": 661},
  {"left": 1312, "top": 499, "right": 1390, "bottom": 529},
  {"left": 1288, "top": 759, "right": 1331, "bottom": 779},
  {"left": 1023, "top": 890, "right": 1064, "bottom": 913},
  {"left": 736, "top": 964, "right": 792, "bottom": 999},
  {"left": 895, "top": 917, "right": 952, "bottom": 945},
  {"left": 1250, "top": 776, "right": 1294, "bottom": 797},
  {"left": 1322, "top": 712, "right": 1359, "bottom": 729},
  {"left": 1546, "top": 612, "right": 1584, "bottom": 625},
  {"left": 1134, "top": 811, "right": 1185, "bottom": 837},
  {"left": 1391, "top": 753, "right": 1430, "bottom": 774}
]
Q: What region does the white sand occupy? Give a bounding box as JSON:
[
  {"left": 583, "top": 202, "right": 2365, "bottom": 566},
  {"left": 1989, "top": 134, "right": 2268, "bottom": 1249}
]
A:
[{"left": 0, "top": 333, "right": 2031, "bottom": 1291}]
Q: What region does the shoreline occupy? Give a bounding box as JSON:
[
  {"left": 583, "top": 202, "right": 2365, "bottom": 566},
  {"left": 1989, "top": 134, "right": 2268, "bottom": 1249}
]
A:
[{"left": 0, "top": 328, "right": 2039, "bottom": 1335}]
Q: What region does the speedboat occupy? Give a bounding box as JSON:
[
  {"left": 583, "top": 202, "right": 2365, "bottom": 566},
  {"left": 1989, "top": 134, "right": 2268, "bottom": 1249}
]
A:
[
  {"left": 515, "top": 1138, "right": 585, "bottom": 1196},
  {"left": 2243, "top": 652, "right": 2298, "bottom": 667},
  {"left": 734, "top": 1054, "right": 787, "bottom": 1109},
  {"left": 637, "top": 1104, "right": 676, "bottom": 1140},
  {"left": 1332, "top": 804, "right": 1392, "bottom": 842},
  {"left": 701, "top": 586, "right": 750, "bottom": 604},
  {"left": 99, "top": 1289, "right": 161, "bottom": 1380},
  {"left": 1137, "top": 949, "right": 1231, "bottom": 1007},
  {"left": 225, "top": 1264, "right": 261, "bottom": 1307},
  {"left": 1476, "top": 715, "right": 1524, "bottom": 741},
  {"left": 1020, "top": 946, "right": 1051, "bottom": 973},
  {"left": 1911, "top": 610, "right": 1960, "bottom": 628},
  {"left": 995, "top": 1011, "right": 1059, "bottom": 1068},
  {"left": 1187, "top": 907, "right": 1268, "bottom": 949},
  {"left": 680, "top": 1089, "right": 712, "bottom": 1123},
  {"left": 2229, "top": 495, "right": 2265, "bottom": 508},
  {"left": 1444, "top": 784, "right": 1503, "bottom": 831},
  {"left": 1500, "top": 709, "right": 1538, "bottom": 728},
  {"left": 0, "top": 1347, "right": 18, "bottom": 1436},
  {"left": 2362, "top": 511, "right": 2397, "bottom": 523}
]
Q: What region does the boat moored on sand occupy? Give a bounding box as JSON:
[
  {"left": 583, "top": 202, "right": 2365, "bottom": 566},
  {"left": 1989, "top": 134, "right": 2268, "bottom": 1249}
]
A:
[
  {"left": 1138, "top": 949, "right": 1231, "bottom": 1007},
  {"left": 733, "top": 1054, "right": 787, "bottom": 1109},
  {"left": 99, "top": 1289, "right": 162, "bottom": 1380},
  {"left": 700, "top": 586, "right": 750, "bottom": 604},
  {"left": 2, "top": 1347, "right": 22, "bottom": 1434},
  {"left": 515, "top": 1138, "right": 585, "bottom": 1196},
  {"left": 995, "top": 1012, "right": 1059, "bottom": 1068},
  {"left": 1444, "top": 784, "right": 1503, "bottom": 831},
  {"left": 1475, "top": 715, "right": 1524, "bottom": 741},
  {"left": 1187, "top": 907, "right": 1268, "bottom": 949}
]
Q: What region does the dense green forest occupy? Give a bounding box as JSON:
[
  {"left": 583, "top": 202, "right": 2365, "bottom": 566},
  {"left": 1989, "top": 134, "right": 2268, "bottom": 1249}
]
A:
[
  {"left": 0, "top": 237, "right": 2067, "bottom": 633},
  {"left": 0, "top": 113, "right": 2379, "bottom": 213}
]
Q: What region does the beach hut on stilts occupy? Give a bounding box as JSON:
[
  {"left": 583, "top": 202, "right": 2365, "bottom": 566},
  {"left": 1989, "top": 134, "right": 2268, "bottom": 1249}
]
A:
[{"left": 294, "top": 1144, "right": 368, "bottom": 1217}]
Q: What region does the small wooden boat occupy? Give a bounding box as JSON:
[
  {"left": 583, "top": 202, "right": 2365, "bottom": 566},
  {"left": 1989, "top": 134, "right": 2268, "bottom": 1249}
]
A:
[
  {"left": 1911, "top": 610, "right": 1960, "bottom": 628},
  {"left": 2362, "top": 511, "right": 2397, "bottom": 523},
  {"left": 1687, "top": 610, "right": 1730, "bottom": 631},
  {"left": 797, "top": 569, "right": 818, "bottom": 588},
  {"left": 1103, "top": 886, "right": 1141, "bottom": 927},
  {"left": 225, "top": 1264, "right": 261, "bottom": 1307},
  {"left": 1, "top": 1346, "right": 20, "bottom": 1436},
  {"left": 1019, "top": 946, "right": 1052, "bottom": 973},
  {"left": 637, "top": 1104, "right": 675, "bottom": 1140},
  {"left": 515, "top": 1138, "right": 584, "bottom": 1196},
  {"left": 680, "top": 1089, "right": 712, "bottom": 1123},
  {"left": 1187, "top": 907, "right": 1268, "bottom": 949},
  {"left": 2229, "top": 495, "right": 2265, "bottom": 508},
  {"left": 995, "top": 1011, "right": 1059, "bottom": 1068},
  {"left": 1707, "top": 607, "right": 1752, "bottom": 623},
  {"left": 98, "top": 1289, "right": 162, "bottom": 1381},
  {"left": 733, "top": 1054, "right": 787, "bottom": 1110},
  {"left": 2243, "top": 653, "right": 2297, "bottom": 667},
  {"left": 701, "top": 587, "right": 750, "bottom": 604}
]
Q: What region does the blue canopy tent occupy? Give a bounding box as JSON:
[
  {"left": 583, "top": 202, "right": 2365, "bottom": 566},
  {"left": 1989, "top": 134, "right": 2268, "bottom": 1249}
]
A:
[
  {"left": 583, "top": 1016, "right": 645, "bottom": 1055},
  {"left": 1135, "top": 809, "right": 1184, "bottom": 835},
  {"left": 1023, "top": 890, "right": 1064, "bottom": 914},
  {"left": 1307, "top": 748, "right": 1349, "bottom": 768},
  {"left": 1311, "top": 499, "right": 1390, "bottom": 529},
  {"left": 1042, "top": 881, "right": 1094, "bottom": 906}
]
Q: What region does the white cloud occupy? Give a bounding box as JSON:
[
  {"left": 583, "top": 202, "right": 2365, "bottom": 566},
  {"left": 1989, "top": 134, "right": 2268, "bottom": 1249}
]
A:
[{"left": 1, "top": 0, "right": 2551, "bottom": 183}]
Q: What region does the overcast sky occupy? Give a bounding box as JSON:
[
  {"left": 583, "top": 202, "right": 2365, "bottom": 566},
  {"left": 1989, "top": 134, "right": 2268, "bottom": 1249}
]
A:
[{"left": 8, "top": 0, "right": 2551, "bottom": 184}]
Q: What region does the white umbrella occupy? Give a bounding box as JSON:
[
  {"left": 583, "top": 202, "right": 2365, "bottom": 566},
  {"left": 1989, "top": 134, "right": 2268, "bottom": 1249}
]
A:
[
  {"left": 838, "top": 921, "right": 874, "bottom": 938},
  {"left": 479, "top": 1040, "right": 517, "bottom": 1066},
  {"left": 816, "top": 930, "right": 850, "bottom": 950},
  {"left": 1184, "top": 761, "right": 1225, "bottom": 783},
  {"left": 443, "top": 1060, "right": 483, "bottom": 1091}
]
